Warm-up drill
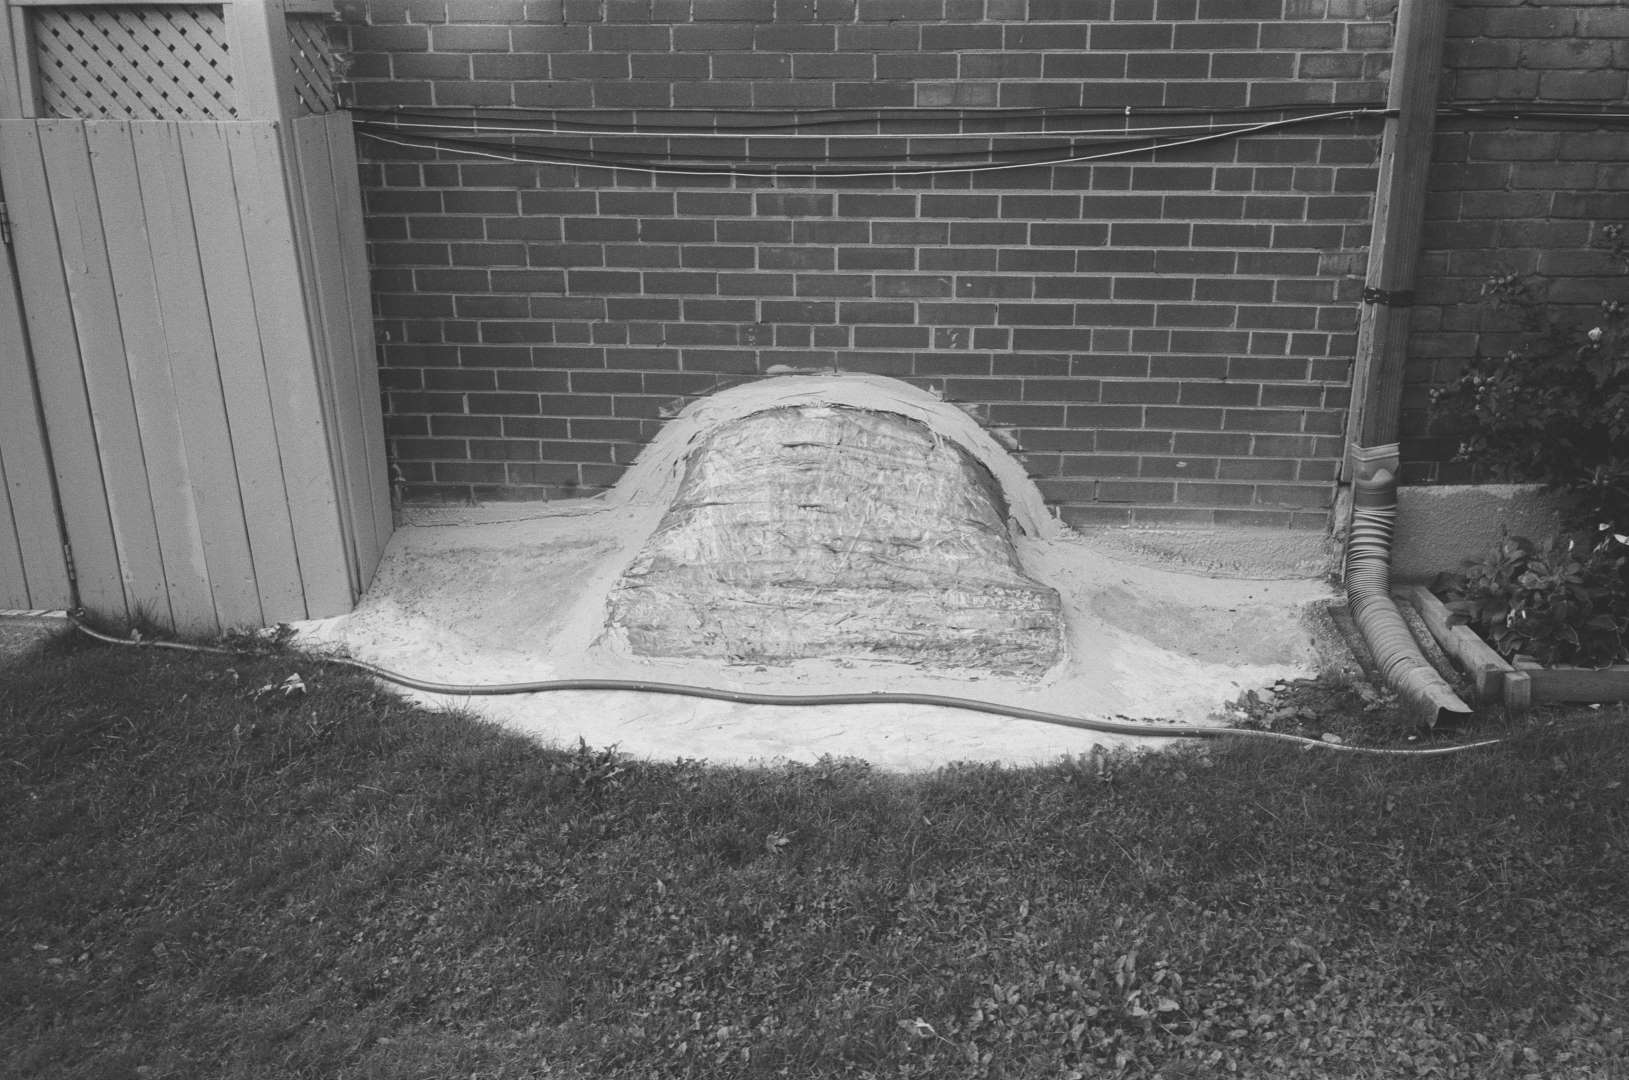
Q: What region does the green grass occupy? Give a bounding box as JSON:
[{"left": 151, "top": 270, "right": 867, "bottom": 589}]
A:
[{"left": 2, "top": 634, "right": 1627, "bottom": 1079}]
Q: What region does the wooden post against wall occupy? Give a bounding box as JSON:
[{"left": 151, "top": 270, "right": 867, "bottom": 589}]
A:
[{"left": 1342, "top": 0, "right": 1451, "bottom": 476}]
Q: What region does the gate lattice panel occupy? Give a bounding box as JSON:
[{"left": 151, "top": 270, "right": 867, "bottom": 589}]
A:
[
  {"left": 287, "top": 13, "right": 339, "bottom": 114},
  {"left": 30, "top": 4, "right": 235, "bottom": 120}
]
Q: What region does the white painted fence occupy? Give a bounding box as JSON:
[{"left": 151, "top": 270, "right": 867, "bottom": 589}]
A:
[{"left": 0, "top": 0, "right": 389, "bottom": 630}]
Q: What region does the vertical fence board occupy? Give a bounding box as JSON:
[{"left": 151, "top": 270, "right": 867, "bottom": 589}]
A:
[
  {"left": 86, "top": 120, "right": 218, "bottom": 630},
  {"left": 227, "top": 121, "right": 353, "bottom": 617},
  {"left": 0, "top": 202, "right": 71, "bottom": 609},
  {"left": 0, "top": 120, "right": 126, "bottom": 617},
  {"left": 288, "top": 114, "right": 367, "bottom": 593},
  {"left": 130, "top": 121, "right": 264, "bottom": 629},
  {"left": 37, "top": 118, "right": 170, "bottom": 623},
  {"left": 1, "top": 5, "right": 378, "bottom": 629},
  {"left": 326, "top": 115, "right": 394, "bottom": 573},
  {"left": 0, "top": 1, "right": 24, "bottom": 119},
  {"left": 0, "top": 450, "right": 30, "bottom": 609},
  {"left": 0, "top": 252, "right": 31, "bottom": 609},
  {"left": 180, "top": 121, "right": 306, "bottom": 621}
]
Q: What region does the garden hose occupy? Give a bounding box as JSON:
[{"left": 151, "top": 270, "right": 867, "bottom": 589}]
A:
[
  {"left": 1345, "top": 468, "right": 1476, "bottom": 726},
  {"left": 65, "top": 613, "right": 1505, "bottom": 758}
]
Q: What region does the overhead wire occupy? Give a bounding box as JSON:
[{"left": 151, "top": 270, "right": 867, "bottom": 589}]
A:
[
  {"left": 348, "top": 99, "right": 1629, "bottom": 175},
  {"left": 351, "top": 100, "right": 1629, "bottom": 179},
  {"left": 353, "top": 100, "right": 1629, "bottom": 130},
  {"left": 351, "top": 100, "right": 1400, "bottom": 131},
  {"left": 353, "top": 107, "right": 1389, "bottom": 178},
  {"left": 354, "top": 105, "right": 1382, "bottom": 142}
]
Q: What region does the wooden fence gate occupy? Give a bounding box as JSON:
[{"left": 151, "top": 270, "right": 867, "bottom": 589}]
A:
[{"left": 0, "top": 0, "right": 390, "bottom": 631}]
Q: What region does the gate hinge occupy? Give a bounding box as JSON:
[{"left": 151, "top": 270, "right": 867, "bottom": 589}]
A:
[
  {"left": 61, "top": 541, "right": 78, "bottom": 590},
  {"left": 0, "top": 202, "right": 10, "bottom": 246}
]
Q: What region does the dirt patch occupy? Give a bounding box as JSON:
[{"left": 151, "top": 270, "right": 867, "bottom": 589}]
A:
[
  {"left": 1089, "top": 585, "right": 1315, "bottom": 667},
  {"left": 0, "top": 616, "right": 65, "bottom": 669}
]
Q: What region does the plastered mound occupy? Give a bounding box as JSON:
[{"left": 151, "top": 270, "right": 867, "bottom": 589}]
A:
[
  {"left": 605, "top": 405, "right": 1064, "bottom": 676},
  {"left": 295, "top": 374, "right": 1341, "bottom": 770}
]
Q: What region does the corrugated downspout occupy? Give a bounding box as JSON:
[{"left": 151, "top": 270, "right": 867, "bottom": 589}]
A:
[{"left": 1345, "top": 468, "right": 1474, "bottom": 725}]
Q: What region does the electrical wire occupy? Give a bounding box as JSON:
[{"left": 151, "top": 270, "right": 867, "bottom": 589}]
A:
[
  {"left": 67, "top": 613, "right": 1508, "bottom": 758},
  {"left": 349, "top": 99, "right": 1629, "bottom": 178},
  {"left": 351, "top": 101, "right": 1398, "bottom": 134},
  {"left": 347, "top": 100, "right": 1629, "bottom": 144},
  {"left": 354, "top": 107, "right": 1378, "bottom": 142},
  {"left": 1440, "top": 103, "right": 1629, "bottom": 124},
  {"left": 354, "top": 109, "right": 1384, "bottom": 178}
]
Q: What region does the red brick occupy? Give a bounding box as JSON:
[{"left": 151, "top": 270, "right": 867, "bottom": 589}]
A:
[
  {"left": 1538, "top": 69, "right": 1628, "bottom": 100},
  {"left": 1060, "top": 505, "right": 1135, "bottom": 527},
  {"left": 1038, "top": 224, "right": 1111, "bottom": 246},
  {"left": 496, "top": 370, "right": 571, "bottom": 393},
  {"left": 1096, "top": 480, "right": 1177, "bottom": 503},
  {"left": 1173, "top": 431, "right": 1252, "bottom": 455},
  {"left": 1221, "top": 409, "right": 1303, "bottom": 433},
  {"left": 839, "top": 301, "right": 916, "bottom": 324},
  {"left": 1057, "top": 453, "right": 1137, "bottom": 475},
  {"left": 1142, "top": 456, "right": 1218, "bottom": 479},
  {"left": 1128, "top": 51, "right": 1210, "bottom": 78},
  {"left": 1217, "top": 456, "right": 1296, "bottom": 481},
  {"left": 1034, "top": 277, "right": 1113, "bottom": 300},
  {"left": 1115, "top": 277, "right": 1195, "bottom": 301},
  {"left": 1040, "top": 53, "right": 1128, "bottom": 78},
  {"left": 1253, "top": 484, "right": 1330, "bottom": 509},
  {"left": 1174, "top": 481, "right": 1256, "bottom": 506},
  {"left": 1101, "top": 380, "right": 1179, "bottom": 404},
  {"left": 1143, "top": 406, "right": 1224, "bottom": 431},
  {"left": 1022, "top": 378, "right": 1102, "bottom": 403},
  {"left": 873, "top": 221, "right": 952, "bottom": 244},
  {"left": 1150, "top": 354, "right": 1226, "bottom": 380}
]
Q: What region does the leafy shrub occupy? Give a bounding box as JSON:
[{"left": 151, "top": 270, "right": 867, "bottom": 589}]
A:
[
  {"left": 1429, "top": 225, "right": 1629, "bottom": 666},
  {"left": 1438, "top": 532, "right": 1629, "bottom": 668},
  {"left": 1429, "top": 224, "right": 1629, "bottom": 537}
]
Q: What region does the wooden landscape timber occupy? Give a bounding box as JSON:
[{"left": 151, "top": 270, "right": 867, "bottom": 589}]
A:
[{"left": 1403, "top": 585, "right": 1629, "bottom": 716}]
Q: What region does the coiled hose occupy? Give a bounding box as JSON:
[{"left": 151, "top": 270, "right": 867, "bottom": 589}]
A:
[
  {"left": 1345, "top": 468, "right": 1474, "bottom": 726},
  {"left": 67, "top": 614, "right": 1502, "bottom": 757}
]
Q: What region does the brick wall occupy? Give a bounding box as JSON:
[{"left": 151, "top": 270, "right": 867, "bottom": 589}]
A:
[
  {"left": 1403, "top": 0, "right": 1629, "bottom": 484},
  {"left": 336, "top": 0, "right": 1400, "bottom": 528}
]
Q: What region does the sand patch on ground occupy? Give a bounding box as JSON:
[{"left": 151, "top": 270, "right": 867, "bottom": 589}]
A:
[
  {"left": 294, "top": 373, "right": 1342, "bottom": 770},
  {"left": 295, "top": 498, "right": 1340, "bottom": 771}
]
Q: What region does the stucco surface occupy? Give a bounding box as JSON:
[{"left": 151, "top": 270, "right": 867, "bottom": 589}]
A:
[{"left": 1392, "top": 484, "right": 1568, "bottom": 582}]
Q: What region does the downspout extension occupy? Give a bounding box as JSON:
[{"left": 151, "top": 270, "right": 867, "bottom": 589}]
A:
[{"left": 1345, "top": 467, "right": 1474, "bottom": 725}]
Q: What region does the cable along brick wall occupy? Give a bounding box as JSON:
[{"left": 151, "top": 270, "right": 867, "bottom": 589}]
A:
[{"left": 336, "top": 0, "right": 1396, "bottom": 529}]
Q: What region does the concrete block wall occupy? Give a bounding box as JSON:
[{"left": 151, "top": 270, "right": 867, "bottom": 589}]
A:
[
  {"left": 1402, "top": 0, "right": 1629, "bottom": 484},
  {"left": 335, "top": 0, "right": 1399, "bottom": 528}
]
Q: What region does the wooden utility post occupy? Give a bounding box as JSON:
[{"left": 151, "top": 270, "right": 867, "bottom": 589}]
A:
[{"left": 1342, "top": 0, "right": 1452, "bottom": 477}]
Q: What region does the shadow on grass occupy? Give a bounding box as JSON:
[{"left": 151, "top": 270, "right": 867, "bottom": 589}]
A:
[{"left": 2, "top": 642, "right": 1626, "bottom": 1079}]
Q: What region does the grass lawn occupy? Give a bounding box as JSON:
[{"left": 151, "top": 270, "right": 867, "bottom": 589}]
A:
[{"left": 3, "top": 633, "right": 1627, "bottom": 1079}]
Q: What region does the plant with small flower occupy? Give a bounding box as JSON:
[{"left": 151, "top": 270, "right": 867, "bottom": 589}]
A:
[{"left": 1430, "top": 224, "right": 1629, "bottom": 666}]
